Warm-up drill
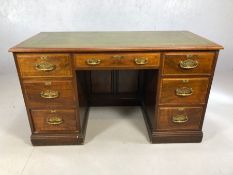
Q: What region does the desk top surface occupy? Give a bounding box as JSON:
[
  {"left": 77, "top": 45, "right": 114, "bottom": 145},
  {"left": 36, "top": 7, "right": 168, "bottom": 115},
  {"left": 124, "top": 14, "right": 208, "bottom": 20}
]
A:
[{"left": 9, "top": 31, "right": 223, "bottom": 52}]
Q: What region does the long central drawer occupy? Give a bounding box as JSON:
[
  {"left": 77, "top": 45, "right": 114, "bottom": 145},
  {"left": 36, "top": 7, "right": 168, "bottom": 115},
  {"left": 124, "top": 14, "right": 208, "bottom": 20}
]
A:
[{"left": 74, "top": 53, "right": 160, "bottom": 69}]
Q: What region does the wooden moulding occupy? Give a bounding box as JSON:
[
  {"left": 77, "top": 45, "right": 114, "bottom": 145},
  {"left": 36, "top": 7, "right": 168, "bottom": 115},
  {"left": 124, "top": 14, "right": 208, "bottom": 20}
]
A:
[{"left": 31, "top": 133, "right": 83, "bottom": 146}]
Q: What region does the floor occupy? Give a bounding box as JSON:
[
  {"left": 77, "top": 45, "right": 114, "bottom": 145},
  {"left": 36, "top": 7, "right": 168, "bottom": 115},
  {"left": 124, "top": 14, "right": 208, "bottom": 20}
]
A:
[{"left": 0, "top": 72, "right": 233, "bottom": 175}]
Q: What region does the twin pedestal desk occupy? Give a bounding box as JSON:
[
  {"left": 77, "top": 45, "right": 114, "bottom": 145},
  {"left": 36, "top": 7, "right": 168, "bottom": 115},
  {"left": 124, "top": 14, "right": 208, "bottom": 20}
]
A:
[{"left": 9, "top": 31, "right": 223, "bottom": 145}]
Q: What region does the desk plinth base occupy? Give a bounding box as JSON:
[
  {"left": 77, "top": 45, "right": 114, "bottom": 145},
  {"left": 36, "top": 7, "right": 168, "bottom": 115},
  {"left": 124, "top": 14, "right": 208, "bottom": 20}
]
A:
[
  {"left": 150, "top": 131, "right": 203, "bottom": 143},
  {"left": 31, "top": 133, "right": 84, "bottom": 146}
]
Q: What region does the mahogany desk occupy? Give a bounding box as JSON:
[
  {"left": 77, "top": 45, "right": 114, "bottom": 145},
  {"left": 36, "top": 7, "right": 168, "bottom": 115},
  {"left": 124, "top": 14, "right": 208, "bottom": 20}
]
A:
[{"left": 9, "top": 31, "right": 223, "bottom": 145}]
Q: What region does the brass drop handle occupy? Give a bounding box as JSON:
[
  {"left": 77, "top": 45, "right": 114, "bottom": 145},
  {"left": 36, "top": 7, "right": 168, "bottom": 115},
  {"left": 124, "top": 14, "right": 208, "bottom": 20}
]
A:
[
  {"left": 179, "top": 59, "right": 198, "bottom": 69},
  {"left": 134, "top": 57, "right": 148, "bottom": 65},
  {"left": 40, "top": 90, "right": 59, "bottom": 99},
  {"left": 176, "top": 87, "right": 193, "bottom": 97},
  {"left": 35, "top": 62, "right": 56, "bottom": 72},
  {"left": 47, "top": 116, "right": 63, "bottom": 125},
  {"left": 172, "top": 114, "right": 188, "bottom": 123},
  {"left": 86, "top": 59, "right": 101, "bottom": 65}
]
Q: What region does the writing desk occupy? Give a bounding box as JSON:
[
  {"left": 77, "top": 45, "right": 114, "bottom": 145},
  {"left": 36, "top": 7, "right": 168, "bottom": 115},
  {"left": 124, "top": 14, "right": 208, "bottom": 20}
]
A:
[{"left": 9, "top": 31, "right": 223, "bottom": 145}]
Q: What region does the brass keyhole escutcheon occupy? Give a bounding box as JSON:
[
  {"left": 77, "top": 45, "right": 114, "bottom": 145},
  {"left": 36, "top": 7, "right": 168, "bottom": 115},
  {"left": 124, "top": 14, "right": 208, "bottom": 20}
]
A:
[{"left": 112, "top": 55, "right": 124, "bottom": 64}]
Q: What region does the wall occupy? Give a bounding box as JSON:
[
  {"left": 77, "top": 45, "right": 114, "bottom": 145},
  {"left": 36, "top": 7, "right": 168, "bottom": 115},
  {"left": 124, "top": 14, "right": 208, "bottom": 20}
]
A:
[{"left": 0, "top": 0, "right": 232, "bottom": 75}]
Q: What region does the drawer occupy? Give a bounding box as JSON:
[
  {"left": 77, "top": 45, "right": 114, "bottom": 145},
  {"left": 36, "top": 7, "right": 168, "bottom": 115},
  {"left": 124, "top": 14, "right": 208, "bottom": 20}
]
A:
[
  {"left": 23, "top": 80, "right": 76, "bottom": 108},
  {"left": 159, "top": 78, "right": 209, "bottom": 105},
  {"left": 162, "top": 52, "right": 215, "bottom": 75},
  {"left": 16, "top": 54, "right": 72, "bottom": 77},
  {"left": 31, "top": 109, "right": 78, "bottom": 132},
  {"left": 157, "top": 107, "right": 203, "bottom": 130},
  {"left": 74, "top": 53, "right": 160, "bottom": 69}
]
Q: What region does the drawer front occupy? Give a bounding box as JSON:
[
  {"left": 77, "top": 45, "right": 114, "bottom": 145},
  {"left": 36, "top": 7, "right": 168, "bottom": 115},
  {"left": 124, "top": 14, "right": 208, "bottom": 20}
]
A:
[
  {"left": 157, "top": 107, "right": 203, "bottom": 130},
  {"left": 31, "top": 109, "right": 78, "bottom": 132},
  {"left": 74, "top": 53, "right": 160, "bottom": 69},
  {"left": 23, "top": 80, "right": 75, "bottom": 107},
  {"left": 17, "top": 54, "right": 72, "bottom": 77},
  {"left": 162, "top": 52, "right": 215, "bottom": 75},
  {"left": 159, "top": 78, "right": 209, "bottom": 105}
]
